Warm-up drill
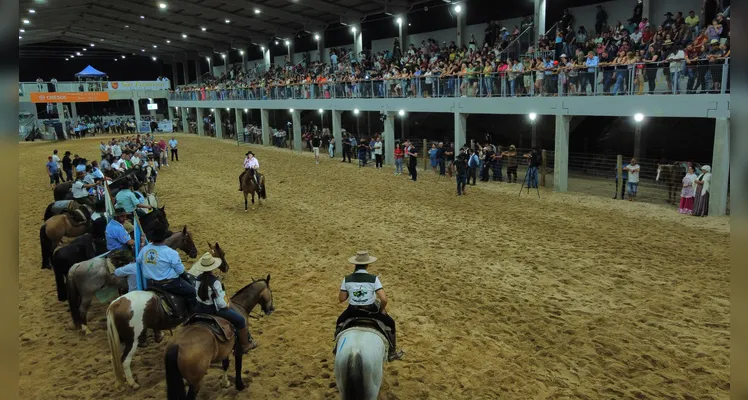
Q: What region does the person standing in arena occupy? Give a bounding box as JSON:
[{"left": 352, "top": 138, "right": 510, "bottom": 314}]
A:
[
  {"left": 168, "top": 136, "right": 179, "bottom": 162},
  {"left": 312, "top": 132, "right": 322, "bottom": 164},
  {"left": 623, "top": 158, "right": 641, "bottom": 201},
  {"left": 405, "top": 140, "right": 418, "bottom": 181}
]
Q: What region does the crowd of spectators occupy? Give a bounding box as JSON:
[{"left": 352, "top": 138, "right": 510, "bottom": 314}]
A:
[{"left": 171, "top": 3, "right": 729, "bottom": 100}]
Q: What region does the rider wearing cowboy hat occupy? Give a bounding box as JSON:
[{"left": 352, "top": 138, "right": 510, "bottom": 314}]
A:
[
  {"left": 105, "top": 207, "right": 137, "bottom": 267},
  {"left": 72, "top": 170, "right": 97, "bottom": 207},
  {"left": 238, "top": 151, "right": 261, "bottom": 191},
  {"left": 335, "top": 250, "right": 404, "bottom": 361},
  {"left": 193, "top": 252, "right": 258, "bottom": 353}
]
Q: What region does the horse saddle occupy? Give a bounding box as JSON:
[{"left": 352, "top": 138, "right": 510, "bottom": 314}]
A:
[
  {"left": 183, "top": 313, "right": 236, "bottom": 343},
  {"left": 50, "top": 200, "right": 75, "bottom": 215},
  {"left": 148, "top": 286, "right": 188, "bottom": 320},
  {"left": 337, "top": 317, "right": 393, "bottom": 347}
]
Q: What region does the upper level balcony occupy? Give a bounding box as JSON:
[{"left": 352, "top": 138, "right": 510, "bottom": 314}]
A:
[
  {"left": 18, "top": 80, "right": 171, "bottom": 103},
  {"left": 167, "top": 62, "right": 731, "bottom": 119}
]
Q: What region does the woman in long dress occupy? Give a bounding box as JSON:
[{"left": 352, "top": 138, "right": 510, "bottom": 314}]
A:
[
  {"left": 678, "top": 165, "right": 698, "bottom": 214},
  {"left": 692, "top": 165, "right": 712, "bottom": 217}
]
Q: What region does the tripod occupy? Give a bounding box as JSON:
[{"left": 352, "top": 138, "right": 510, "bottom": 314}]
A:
[{"left": 518, "top": 165, "right": 540, "bottom": 198}]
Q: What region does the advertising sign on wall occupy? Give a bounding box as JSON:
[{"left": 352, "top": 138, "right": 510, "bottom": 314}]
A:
[
  {"left": 30, "top": 92, "right": 110, "bottom": 103},
  {"left": 108, "top": 81, "right": 171, "bottom": 91}
]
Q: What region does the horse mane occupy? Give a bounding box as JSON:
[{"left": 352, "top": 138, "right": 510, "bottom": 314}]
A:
[{"left": 231, "top": 278, "right": 267, "bottom": 300}]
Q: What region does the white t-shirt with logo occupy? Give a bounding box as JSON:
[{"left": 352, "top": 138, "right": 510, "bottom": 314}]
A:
[
  {"left": 626, "top": 164, "right": 641, "bottom": 183},
  {"left": 340, "top": 270, "right": 383, "bottom": 307}
]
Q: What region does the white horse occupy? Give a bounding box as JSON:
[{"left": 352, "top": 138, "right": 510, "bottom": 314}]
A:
[{"left": 334, "top": 327, "right": 388, "bottom": 400}]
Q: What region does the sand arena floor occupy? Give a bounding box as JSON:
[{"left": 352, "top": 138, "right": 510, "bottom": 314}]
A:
[{"left": 18, "top": 134, "right": 730, "bottom": 399}]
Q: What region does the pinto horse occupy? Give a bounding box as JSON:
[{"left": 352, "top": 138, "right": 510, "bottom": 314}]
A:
[
  {"left": 107, "top": 242, "right": 231, "bottom": 391},
  {"left": 66, "top": 227, "right": 198, "bottom": 335},
  {"left": 240, "top": 170, "right": 267, "bottom": 211},
  {"left": 163, "top": 276, "right": 274, "bottom": 399}
]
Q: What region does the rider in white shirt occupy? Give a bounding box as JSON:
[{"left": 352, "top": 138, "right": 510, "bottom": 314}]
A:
[{"left": 238, "top": 151, "right": 261, "bottom": 191}]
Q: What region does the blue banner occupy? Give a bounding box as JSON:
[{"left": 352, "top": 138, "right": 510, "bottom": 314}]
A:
[{"left": 133, "top": 214, "right": 149, "bottom": 290}]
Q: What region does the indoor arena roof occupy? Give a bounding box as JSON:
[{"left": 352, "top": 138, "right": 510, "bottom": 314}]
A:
[{"left": 19, "top": 0, "right": 426, "bottom": 60}]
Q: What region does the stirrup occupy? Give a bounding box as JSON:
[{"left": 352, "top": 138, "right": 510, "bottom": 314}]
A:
[{"left": 388, "top": 349, "right": 404, "bottom": 361}]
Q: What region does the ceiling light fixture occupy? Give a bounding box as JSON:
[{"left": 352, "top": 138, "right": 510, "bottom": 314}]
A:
[
  {"left": 182, "top": 34, "right": 187, "bottom": 38},
  {"left": 29, "top": 9, "right": 35, "bottom": 13},
  {"left": 22, "top": 19, "right": 30, "bottom": 24},
  {"left": 274, "top": 40, "right": 278, "bottom": 45},
  {"left": 221, "top": 53, "right": 226, "bottom": 58},
  {"left": 158, "top": 2, "right": 167, "bottom": 9},
  {"left": 454, "top": 4, "right": 462, "bottom": 13},
  {"left": 153, "top": 45, "right": 157, "bottom": 48},
  {"left": 314, "top": 34, "right": 320, "bottom": 41},
  {"left": 239, "top": 50, "right": 244, "bottom": 55},
  {"left": 65, "top": 58, "right": 69, "bottom": 61},
  {"left": 141, "top": 49, "right": 145, "bottom": 52},
  {"left": 140, "top": 15, "right": 145, "bottom": 19},
  {"left": 19, "top": 36, "right": 22, "bottom": 39},
  {"left": 351, "top": 26, "right": 357, "bottom": 33},
  {"left": 121, "top": 55, "right": 126, "bottom": 58},
  {"left": 284, "top": 40, "right": 289, "bottom": 46},
  {"left": 125, "top": 25, "right": 130, "bottom": 28},
  {"left": 225, "top": 19, "right": 230, "bottom": 23},
  {"left": 20, "top": 29, "right": 25, "bottom": 33},
  {"left": 260, "top": 46, "right": 265, "bottom": 51},
  {"left": 166, "top": 40, "right": 171, "bottom": 43},
  {"left": 71, "top": 55, "right": 75, "bottom": 58},
  {"left": 201, "top": 27, "right": 206, "bottom": 31},
  {"left": 76, "top": 52, "right": 81, "bottom": 55},
  {"left": 90, "top": 43, "right": 95, "bottom": 47},
  {"left": 115, "top": 58, "right": 118, "bottom": 61},
  {"left": 152, "top": 56, "right": 157, "bottom": 61},
  {"left": 83, "top": 48, "right": 87, "bottom": 51},
  {"left": 396, "top": 17, "right": 402, "bottom": 24},
  {"left": 254, "top": 8, "right": 260, "bottom": 14}
]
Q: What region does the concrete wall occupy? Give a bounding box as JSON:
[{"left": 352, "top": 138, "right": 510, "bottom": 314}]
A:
[{"left": 567, "top": 0, "right": 702, "bottom": 34}]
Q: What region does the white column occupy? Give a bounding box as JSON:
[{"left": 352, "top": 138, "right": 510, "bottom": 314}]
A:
[
  {"left": 133, "top": 98, "right": 141, "bottom": 126},
  {"left": 531, "top": 122, "right": 538, "bottom": 148},
  {"left": 454, "top": 112, "right": 466, "bottom": 148},
  {"left": 398, "top": 17, "right": 407, "bottom": 49},
  {"left": 215, "top": 109, "right": 224, "bottom": 139},
  {"left": 456, "top": 10, "right": 466, "bottom": 47},
  {"left": 287, "top": 41, "right": 296, "bottom": 65},
  {"left": 641, "top": 0, "right": 651, "bottom": 28},
  {"left": 167, "top": 106, "right": 175, "bottom": 123},
  {"left": 171, "top": 63, "right": 179, "bottom": 90},
  {"left": 70, "top": 102, "right": 78, "bottom": 123},
  {"left": 554, "top": 115, "right": 571, "bottom": 192},
  {"left": 196, "top": 108, "right": 204, "bottom": 136},
  {"left": 263, "top": 48, "right": 271, "bottom": 71},
  {"left": 634, "top": 124, "right": 643, "bottom": 159},
  {"left": 291, "top": 110, "right": 302, "bottom": 152},
  {"left": 534, "top": 0, "right": 547, "bottom": 40},
  {"left": 260, "top": 109, "right": 270, "bottom": 146},
  {"left": 182, "top": 107, "right": 189, "bottom": 133},
  {"left": 709, "top": 118, "right": 730, "bottom": 216},
  {"left": 182, "top": 61, "right": 190, "bottom": 85},
  {"left": 317, "top": 35, "right": 326, "bottom": 63},
  {"left": 56, "top": 103, "right": 67, "bottom": 139},
  {"left": 353, "top": 29, "right": 363, "bottom": 59},
  {"left": 383, "top": 112, "right": 396, "bottom": 165},
  {"left": 235, "top": 108, "right": 244, "bottom": 141},
  {"left": 149, "top": 108, "right": 157, "bottom": 119},
  {"left": 194, "top": 59, "right": 203, "bottom": 83},
  {"left": 241, "top": 51, "right": 247, "bottom": 72},
  {"left": 332, "top": 110, "right": 343, "bottom": 157}
]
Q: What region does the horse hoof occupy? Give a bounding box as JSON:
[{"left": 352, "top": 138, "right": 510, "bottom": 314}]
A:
[{"left": 131, "top": 382, "right": 140, "bottom": 390}]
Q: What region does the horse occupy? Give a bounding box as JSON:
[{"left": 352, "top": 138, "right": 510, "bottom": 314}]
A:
[
  {"left": 67, "top": 226, "right": 198, "bottom": 335},
  {"left": 656, "top": 162, "right": 686, "bottom": 205},
  {"left": 43, "top": 200, "right": 91, "bottom": 222},
  {"left": 162, "top": 276, "right": 274, "bottom": 398},
  {"left": 40, "top": 213, "right": 91, "bottom": 270},
  {"left": 334, "top": 322, "right": 390, "bottom": 400},
  {"left": 240, "top": 170, "right": 267, "bottom": 211},
  {"left": 53, "top": 181, "right": 74, "bottom": 201},
  {"left": 138, "top": 206, "right": 169, "bottom": 240},
  {"left": 51, "top": 233, "right": 107, "bottom": 301}
]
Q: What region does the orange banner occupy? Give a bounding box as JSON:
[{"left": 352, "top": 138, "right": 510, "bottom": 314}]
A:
[{"left": 29, "top": 92, "right": 110, "bottom": 103}]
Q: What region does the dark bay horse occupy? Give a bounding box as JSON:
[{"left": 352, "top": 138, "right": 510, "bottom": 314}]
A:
[
  {"left": 67, "top": 226, "right": 199, "bottom": 336},
  {"left": 106, "top": 243, "right": 231, "bottom": 390},
  {"left": 163, "top": 276, "right": 274, "bottom": 399},
  {"left": 40, "top": 213, "right": 90, "bottom": 270},
  {"left": 53, "top": 182, "right": 74, "bottom": 201},
  {"left": 240, "top": 171, "right": 267, "bottom": 211},
  {"left": 657, "top": 162, "right": 687, "bottom": 205},
  {"left": 139, "top": 206, "right": 169, "bottom": 240},
  {"left": 51, "top": 233, "right": 107, "bottom": 301}
]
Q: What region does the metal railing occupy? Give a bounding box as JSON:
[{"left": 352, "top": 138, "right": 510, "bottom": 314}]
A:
[{"left": 169, "top": 59, "right": 730, "bottom": 102}]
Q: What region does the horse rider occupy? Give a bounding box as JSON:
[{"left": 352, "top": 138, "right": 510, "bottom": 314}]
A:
[
  {"left": 335, "top": 250, "right": 404, "bottom": 361},
  {"left": 71, "top": 170, "right": 97, "bottom": 208},
  {"left": 115, "top": 180, "right": 153, "bottom": 221},
  {"left": 105, "top": 207, "right": 138, "bottom": 267},
  {"left": 139, "top": 225, "right": 197, "bottom": 315},
  {"left": 192, "top": 252, "right": 258, "bottom": 352},
  {"left": 238, "top": 151, "right": 261, "bottom": 191}
]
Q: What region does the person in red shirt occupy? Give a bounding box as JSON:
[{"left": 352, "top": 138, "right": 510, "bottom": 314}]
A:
[
  {"left": 641, "top": 26, "right": 654, "bottom": 45},
  {"left": 393, "top": 141, "right": 404, "bottom": 176}
]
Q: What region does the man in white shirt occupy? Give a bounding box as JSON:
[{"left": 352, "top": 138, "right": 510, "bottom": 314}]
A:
[
  {"left": 666, "top": 45, "right": 686, "bottom": 94},
  {"left": 111, "top": 142, "right": 122, "bottom": 159},
  {"left": 239, "top": 151, "right": 261, "bottom": 191},
  {"left": 623, "top": 158, "right": 641, "bottom": 201},
  {"left": 72, "top": 171, "right": 96, "bottom": 207},
  {"left": 373, "top": 137, "right": 383, "bottom": 169}
]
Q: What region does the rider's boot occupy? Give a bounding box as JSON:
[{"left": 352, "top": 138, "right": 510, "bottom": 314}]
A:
[
  {"left": 238, "top": 327, "right": 258, "bottom": 353},
  {"left": 387, "top": 332, "right": 404, "bottom": 361}
]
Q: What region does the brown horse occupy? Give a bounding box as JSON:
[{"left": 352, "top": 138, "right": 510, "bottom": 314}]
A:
[
  {"left": 164, "top": 276, "right": 274, "bottom": 399},
  {"left": 40, "top": 213, "right": 90, "bottom": 269},
  {"left": 106, "top": 242, "right": 227, "bottom": 390},
  {"left": 657, "top": 162, "right": 686, "bottom": 205},
  {"left": 241, "top": 170, "right": 266, "bottom": 211}
]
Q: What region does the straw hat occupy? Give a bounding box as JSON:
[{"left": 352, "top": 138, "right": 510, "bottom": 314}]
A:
[
  {"left": 509, "top": 144, "right": 516, "bottom": 151},
  {"left": 192, "top": 252, "right": 223, "bottom": 273},
  {"left": 700, "top": 165, "right": 711, "bottom": 173},
  {"left": 348, "top": 250, "right": 377, "bottom": 265}
]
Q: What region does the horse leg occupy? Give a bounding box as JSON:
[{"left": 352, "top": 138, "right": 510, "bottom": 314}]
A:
[
  {"left": 251, "top": 192, "right": 255, "bottom": 210},
  {"left": 221, "top": 358, "right": 231, "bottom": 388},
  {"left": 123, "top": 325, "right": 143, "bottom": 389},
  {"left": 186, "top": 380, "right": 202, "bottom": 400},
  {"left": 244, "top": 192, "right": 248, "bottom": 212}
]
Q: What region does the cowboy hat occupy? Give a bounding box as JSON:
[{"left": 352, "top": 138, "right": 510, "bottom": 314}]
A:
[
  {"left": 700, "top": 165, "right": 711, "bottom": 173},
  {"left": 149, "top": 225, "right": 171, "bottom": 242},
  {"left": 348, "top": 250, "right": 377, "bottom": 265},
  {"left": 113, "top": 207, "right": 128, "bottom": 217},
  {"left": 509, "top": 144, "right": 516, "bottom": 150},
  {"left": 664, "top": 11, "right": 674, "bottom": 16},
  {"left": 245, "top": 151, "right": 255, "bottom": 156},
  {"left": 710, "top": 39, "right": 719, "bottom": 44},
  {"left": 663, "top": 39, "right": 673, "bottom": 46},
  {"left": 192, "top": 252, "right": 223, "bottom": 273},
  {"left": 560, "top": 54, "right": 567, "bottom": 58}
]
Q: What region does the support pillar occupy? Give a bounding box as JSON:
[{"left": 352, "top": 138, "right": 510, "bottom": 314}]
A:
[
  {"left": 70, "top": 102, "right": 77, "bottom": 123},
  {"left": 317, "top": 35, "right": 326, "bottom": 63},
  {"left": 454, "top": 112, "right": 466, "bottom": 148},
  {"left": 182, "top": 107, "right": 189, "bottom": 133},
  {"left": 533, "top": 0, "right": 547, "bottom": 40},
  {"left": 171, "top": 63, "right": 179, "bottom": 90},
  {"left": 167, "top": 106, "right": 175, "bottom": 123},
  {"left": 641, "top": 0, "right": 650, "bottom": 29},
  {"left": 353, "top": 29, "right": 363, "bottom": 60},
  {"left": 634, "top": 124, "right": 642, "bottom": 159},
  {"left": 133, "top": 99, "right": 142, "bottom": 127},
  {"left": 241, "top": 51, "right": 247, "bottom": 72},
  {"left": 291, "top": 110, "right": 302, "bottom": 152},
  {"left": 235, "top": 108, "right": 244, "bottom": 141},
  {"left": 56, "top": 103, "right": 67, "bottom": 139},
  {"left": 263, "top": 48, "right": 271, "bottom": 71},
  {"left": 531, "top": 122, "right": 537, "bottom": 149},
  {"left": 383, "top": 112, "right": 396, "bottom": 165},
  {"left": 456, "top": 10, "right": 466, "bottom": 47},
  {"left": 194, "top": 59, "right": 203, "bottom": 83},
  {"left": 398, "top": 17, "right": 407, "bottom": 51},
  {"left": 260, "top": 109, "right": 270, "bottom": 145},
  {"left": 196, "top": 108, "right": 205, "bottom": 136},
  {"left": 215, "top": 109, "right": 224, "bottom": 139},
  {"left": 287, "top": 41, "right": 296, "bottom": 65},
  {"left": 332, "top": 110, "right": 343, "bottom": 157},
  {"left": 554, "top": 115, "right": 571, "bottom": 192},
  {"left": 709, "top": 118, "right": 730, "bottom": 216},
  {"left": 182, "top": 61, "right": 190, "bottom": 85}
]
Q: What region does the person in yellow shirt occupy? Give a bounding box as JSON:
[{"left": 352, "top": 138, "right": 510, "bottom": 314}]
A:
[{"left": 685, "top": 10, "right": 700, "bottom": 35}]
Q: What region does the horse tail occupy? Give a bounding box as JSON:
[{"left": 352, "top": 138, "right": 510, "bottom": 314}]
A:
[
  {"left": 165, "top": 345, "right": 186, "bottom": 400},
  {"left": 66, "top": 264, "right": 82, "bottom": 328},
  {"left": 106, "top": 300, "right": 126, "bottom": 387},
  {"left": 40, "top": 225, "right": 52, "bottom": 269},
  {"left": 259, "top": 177, "right": 267, "bottom": 199},
  {"left": 343, "top": 349, "right": 365, "bottom": 400},
  {"left": 43, "top": 203, "right": 54, "bottom": 221}
]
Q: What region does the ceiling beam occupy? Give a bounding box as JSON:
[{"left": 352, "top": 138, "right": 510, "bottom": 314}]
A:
[
  {"left": 281, "top": 0, "right": 364, "bottom": 19},
  {"left": 216, "top": 0, "right": 328, "bottom": 27},
  {"left": 63, "top": 31, "right": 170, "bottom": 55},
  {"left": 67, "top": 26, "right": 201, "bottom": 53},
  {"left": 80, "top": 14, "right": 218, "bottom": 49}
]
